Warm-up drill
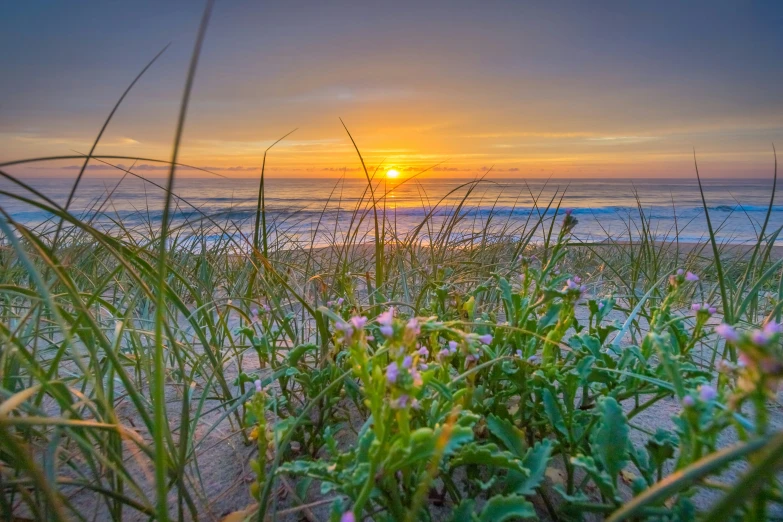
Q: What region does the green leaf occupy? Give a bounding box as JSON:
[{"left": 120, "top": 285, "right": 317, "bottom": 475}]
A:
[
  {"left": 537, "top": 303, "right": 562, "bottom": 330},
  {"left": 509, "top": 439, "right": 554, "bottom": 496},
  {"left": 448, "top": 499, "right": 475, "bottom": 522},
  {"left": 541, "top": 388, "right": 568, "bottom": 439},
  {"left": 591, "top": 397, "right": 628, "bottom": 485},
  {"left": 571, "top": 455, "right": 617, "bottom": 500},
  {"left": 288, "top": 343, "right": 317, "bottom": 366},
  {"left": 487, "top": 414, "right": 527, "bottom": 457},
  {"left": 479, "top": 494, "right": 536, "bottom": 521}
]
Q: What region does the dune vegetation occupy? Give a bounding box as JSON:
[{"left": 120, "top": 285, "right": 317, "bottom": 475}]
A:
[{"left": 1, "top": 7, "right": 783, "bottom": 522}]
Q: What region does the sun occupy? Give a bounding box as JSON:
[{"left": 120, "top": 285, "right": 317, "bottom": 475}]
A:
[{"left": 386, "top": 169, "right": 400, "bottom": 179}]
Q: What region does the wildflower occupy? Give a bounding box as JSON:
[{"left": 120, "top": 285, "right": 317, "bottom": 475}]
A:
[
  {"left": 341, "top": 512, "right": 355, "bottom": 522},
  {"left": 410, "top": 367, "right": 423, "bottom": 386},
  {"left": 561, "top": 208, "right": 578, "bottom": 234},
  {"left": 349, "top": 316, "right": 367, "bottom": 331},
  {"left": 262, "top": 304, "right": 271, "bottom": 313},
  {"left": 565, "top": 279, "right": 580, "bottom": 291},
  {"left": 448, "top": 340, "right": 458, "bottom": 353},
  {"left": 337, "top": 298, "right": 344, "bottom": 305},
  {"left": 417, "top": 346, "right": 429, "bottom": 357},
  {"left": 715, "top": 324, "right": 738, "bottom": 342},
  {"left": 402, "top": 356, "right": 413, "bottom": 369},
  {"left": 527, "top": 355, "right": 541, "bottom": 365},
  {"left": 410, "top": 398, "right": 420, "bottom": 409},
  {"left": 677, "top": 269, "right": 684, "bottom": 276},
  {"left": 685, "top": 271, "right": 699, "bottom": 282},
  {"left": 377, "top": 308, "right": 394, "bottom": 337},
  {"left": 682, "top": 395, "right": 695, "bottom": 408},
  {"left": 335, "top": 321, "right": 353, "bottom": 338},
  {"left": 251, "top": 307, "right": 259, "bottom": 317},
  {"left": 478, "top": 333, "right": 493, "bottom": 345},
  {"left": 763, "top": 321, "right": 781, "bottom": 336},
  {"left": 254, "top": 379, "right": 263, "bottom": 394},
  {"left": 515, "top": 349, "right": 523, "bottom": 357},
  {"left": 692, "top": 302, "right": 716, "bottom": 316},
  {"left": 573, "top": 275, "right": 582, "bottom": 284},
  {"left": 406, "top": 318, "right": 421, "bottom": 336},
  {"left": 437, "top": 349, "right": 450, "bottom": 360},
  {"left": 392, "top": 395, "right": 409, "bottom": 409},
  {"left": 465, "top": 353, "right": 477, "bottom": 363},
  {"left": 698, "top": 384, "right": 717, "bottom": 402},
  {"left": 751, "top": 329, "right": 769, "bottom": 346},
  {"left": 419, "top": 363, "right": 429, "bottom": 371},
  {"left": 385, "top": 363, "right": 399, "bottom": 384},
  {"left": 597, "top": 301, "right": 605, "bottom": 311}
]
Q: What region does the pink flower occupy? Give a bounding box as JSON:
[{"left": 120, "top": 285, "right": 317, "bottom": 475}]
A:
[
  {"left": 698, "top": 384, "right": 717, "bottom": 402},
  {"left": 254, "top": 379, "right": 262, "bottom": 393},
  {"left": 597, "top": 302, "right": 605, "bottom": 311},
  {"left": 386, "top": 362, "right": 399, "bottom": 384},
  {"left": 377, "top": 308, "right": 394, "bottom": 328},
  {"left": 417, "top": 346, "right": 429, "bottom": 357},
  {"left": 478, "top": 334, "right": 493, "bottom": 345},
  {"left": 341, "top": 512, "right": 355, "bottom": 522},
  {"left": 379, "top": 325, "right": 393, "bottom": 337},
  {"left": 565, "top": 279, "right": 580, "bottom": 291},
  {"left": 715, "top": 324, "right": 738, "bottom": 342},
  {"left": 437, "top": 349, "right": 449, "bottom": 360},
  {"left": 708, "top": 306, "right": 717, "bottom": 315},
  {"left": 335, "top": 322, "right": 353, "bottom": 338},
  {"left": 448, "top": 341, "right": 458, "bottom": 353},
  {"left": 402, "top": 356, "right": 413, "bottom": 369},
  {"left": 349, "top": 316, "right": 367, "bottom": 330},
  {"left": 682, "top": 395, "right": 695, "bottom": 408},
  {"left": 677, "top": 269, "right": 684, "bottom": 276},
  {"left": 406, "top": 318, "right": 420, "bottom": 336},
  {"left": 685, "top": 271, "right": 699, "bottom": 282},
  {"left": 251, "top": 307, "right": 259, "bottom": 317},
  {"left": 691, "top": 303, "right": 702, "bottom": 312},
  {"left": 763, "top": 321, "right": 781, "bottom": 336},
  {"left": 336, "top": 298, "right": 344, "bottom": 306}
]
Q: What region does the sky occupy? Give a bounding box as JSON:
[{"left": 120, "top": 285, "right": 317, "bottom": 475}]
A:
[{"left": 2, "top": 1, "right": 783, "bottom": 179}]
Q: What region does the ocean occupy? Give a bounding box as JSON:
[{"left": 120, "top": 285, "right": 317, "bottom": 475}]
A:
[{"left": 1, "top": 176, "right": 781, "bottom": 247}]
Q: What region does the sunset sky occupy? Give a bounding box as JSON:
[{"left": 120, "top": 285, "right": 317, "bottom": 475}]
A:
[{"left": 2, "top": 1, "right": 783, "bottom": 178}]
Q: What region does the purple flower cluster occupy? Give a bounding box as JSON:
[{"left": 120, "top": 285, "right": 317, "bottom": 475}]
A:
[
  {"left": 336, "top": 315, "right": 368, "bottom": 340},
  {"left": 437, "top": 340, "right": 459, "bottom": 360},
  {"left": 691, "top": 302, "right": 717, "bottom": 315},
  {"left": 715, "top": 321, "right": 781, "bottom": 346},
  {"left": 377, "top": 308, "right": 394, "bottom": 337}
]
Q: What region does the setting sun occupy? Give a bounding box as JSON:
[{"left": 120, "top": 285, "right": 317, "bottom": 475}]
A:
[{"left": 386, "top": 169, "right": 400, "bottom": 179}]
